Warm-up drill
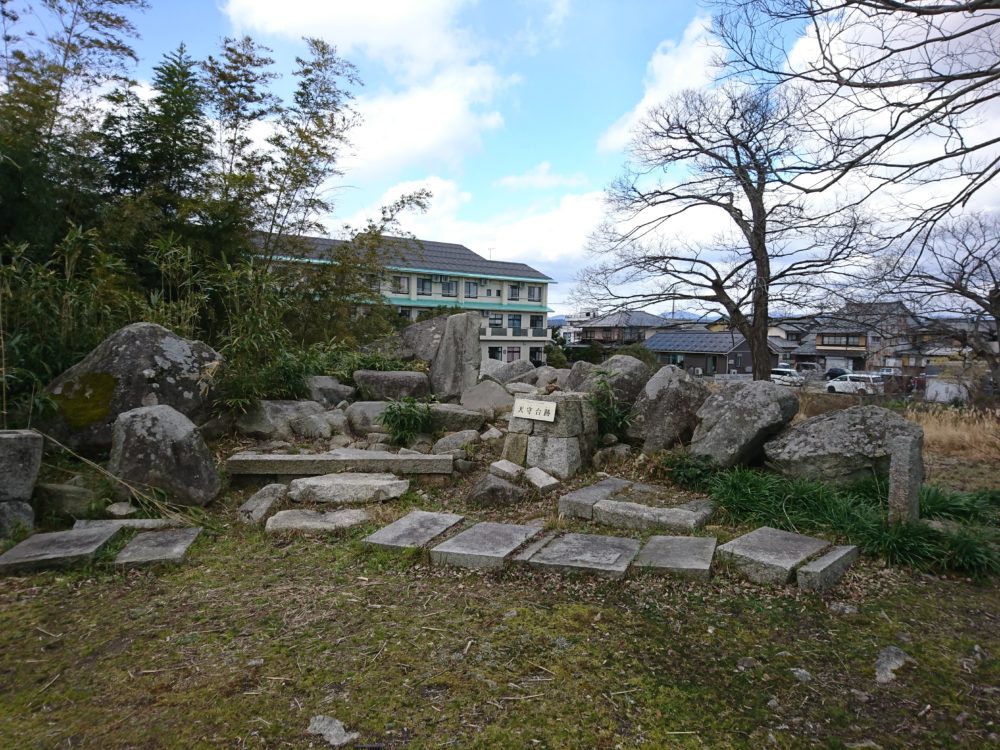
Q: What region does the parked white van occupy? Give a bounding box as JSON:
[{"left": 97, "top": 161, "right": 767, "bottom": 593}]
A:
[{"left": 826, "top": 373, "right": 885, "bottom": 395}]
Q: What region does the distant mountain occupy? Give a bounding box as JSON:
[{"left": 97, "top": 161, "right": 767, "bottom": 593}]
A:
[
  {"left": 548, "top": 315, "right": 566, "bottom": 327},
  {"left": 660, "top": 310, "right": 708, "bottom": 321}
]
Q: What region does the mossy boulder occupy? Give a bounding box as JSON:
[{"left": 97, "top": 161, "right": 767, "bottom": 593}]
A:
[{"left": 46, "top": 323, "right": 222, "bottom": 454}]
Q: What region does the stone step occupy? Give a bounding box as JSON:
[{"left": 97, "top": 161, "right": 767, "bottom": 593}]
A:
[
  {"left": 591, "top": 498, "right": 713, "bottom": 533},
  {"left": 557, "top": 478, "right": 632, "bottom": 519},
  {"left": 716, "top": 526, "right": 830, "bottom": 584},
  {"left": 558, "top": 477, "right": 715, "bottom": 532},
  {"left": 265, "top": 508, "right": 370, "bottom": 534},
  {"left": 115, "top": 527, "right": 202, "bottom": 567},
  {"left": 363, "top": 510, "right": 464, "bottom": 550},
  {"left": 0, "top": 526, "right": 121, "bottom": 574},
  {"left": 526, "top": 532, "right": 641, "bottom": 579},
  {"left": 227, "top": 449, "right": 453, "bottom": 477},
  {"left": 237, "top": 484, "right": 286, "bottom": 524},
  {"left": 797, "top": 545, "right": 860, "bottom": 592},
  {"left": 74, "top": 518, "right": 185, "bottom": 531},
  {"left": 429, "top": 522, "right": 542, "bottom": 570},
  {"left": 633, "top": 536, "right": 717, "bottom": 581},
  {"left": 287, "top": 473, "right": 409, "bottom": 504}
]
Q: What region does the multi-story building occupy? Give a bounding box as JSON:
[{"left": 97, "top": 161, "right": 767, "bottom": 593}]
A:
[{"left": 286, "top": 235, "right": 554, "bottom": 365}]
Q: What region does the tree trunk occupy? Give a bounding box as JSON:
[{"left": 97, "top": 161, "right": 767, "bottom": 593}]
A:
[{"left": 748, "top": 313, "right": 771, "bottom": 380}]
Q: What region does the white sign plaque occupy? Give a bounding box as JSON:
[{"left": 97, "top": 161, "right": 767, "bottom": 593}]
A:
[{"left": 512, "top": 398, "right": 557, "bottom": 422}]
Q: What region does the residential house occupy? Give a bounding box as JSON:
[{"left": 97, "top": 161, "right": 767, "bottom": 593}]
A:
[
  {"left": 561, "top": 309, "right": 600, "bottom": 345},
  {"left": 643, "top": 331, "right": 780, "bottom": 375},
  {"left": 578, "top": 310, "right": 669, "bottom": 348},
  {"left": 280, "top": 235, "right": 554, "bottom": 365},
  {"left": 801, "top": 301, "right": 919, "bottom": 372}
]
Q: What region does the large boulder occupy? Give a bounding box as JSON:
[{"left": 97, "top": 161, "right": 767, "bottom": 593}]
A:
[
  {"left": 0, "top": 430, "right": 44, "bottom": 502},
  {"left": 398, "top": 315, "right": 449, "bottom": 361},
  {"left": 467, "top": 474, "right": 526, "bottom": 507},
  {"left": 565, "top": 355, "right": 651, "bottom": 407},
  {"left": 479, "top": 357, "right": 505, "bottom": 381},
  {"left": 345, "top": 401, "right": 390, "bottom": 435},
  {"left": 483, "top": 358, "right": 535, "bottom": 385},
  {"left": 690, "top": 381, "right": 799, "bottom": 468},
  {"left": 353, "top": 370, "right": 430, "bottom": 400},
  {"left": 305, "top": 376, "right": 356, "bottom": 406},
  {"left": 45, "top": 323, "right": 221, "bottom": 452},
  {"left": 235, "top": 400, "right": 325, "bottom": 441},
  {"left": 764, "top": 405, "right": 924, "bottom": 485},
  {"left": 430, "top": 313, "right": 481, "bottom": 401},
  {"left": 626, "top": 366, "right": 710, "bottom": 454},
  {"left": 108, "top": 405, "right": 221, "bottom": 507},
  {"left": 430, "top": 403, "right": 486, "bottom": 432},
  {"left": 431, "top": 429, "right": 480, "bottom": 456},
  {"left": 460, "top": 380, "right": 514, "bottom": 419}
]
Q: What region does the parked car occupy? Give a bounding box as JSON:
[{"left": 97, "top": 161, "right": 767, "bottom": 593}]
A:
[
  {"left": 824, "top": 367, "right": 848, "bottom": 380},
  {"left": 770, "top": 367, "right": 805, "bottom": 386},
  {"left": 826, "top": 373, "right": 885, "bottom": 395},
  {"left": 795, "top": 363, "right": 822, "bottom": 378}
]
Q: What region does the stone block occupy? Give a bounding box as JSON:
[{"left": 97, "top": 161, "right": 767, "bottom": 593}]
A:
[
  {"left": 489, "top": 459, "right": 524, "bottom": 481},
  {"left": 527, "top": 532, "right": 641, "bottom": 579},
  {"left": 432, "top": 430, "right": 480, "bottom": 455},
  {"left": 226, "top": 449, "right": 452, "bottom": 476},
  {"left": 467, "top": 474, "right": 526, "bottom": 506},
  {"left": 115, "top": 527, "right": 202, "bottom": 567},
  {"left": 524, "top": 467, "right": 560, "bottom": 494},
  {"left": 265, "top": 508, "right": 370, "bottom": 533},
  {"left": 0, "top": 525, "right": 120, "bottom": 573},
  {"left": 460, "top": 380, "right": 514, "bottom": 419},
  {"left": 501, "top": 433, "right": 528, "bottom": 464},
  {"left": 513, "top": 531, "right": 559, "bottom": 563},
  {"left": 34, "top": 483, "right": 95, "bottom": 517},
  {"left": 633, "top": 536, "right": 717, "bottom": 581},
  {"left": 431, "top": 404, "right": 486, "bottom": 432},
  {"left": 556, "top": 477, "right": 632, "bottom": 519},
  {"left": 429, "top": 522, "right": 541, "bottom": 570},
  {"left": 716, "top": 526, "right": 830, "bottom": 584},
  {"left": 287, "top": 473, "right": 409, "bottom": 504},
  {"left": 796, "top": 545, "right": 859, "bottom": 592},
  {"left": 888, "top": 434, "right": 923, "bottom": 523},
  {"left": 526, "top": 435, "right": 582, "bottom": 480},
  {"left": 0, "top": 501, "right": 34, "bottom": 538},
  {"left": 345, "top": 401, "right": 389, "bottom": 435},
  {"left": 592, "top": 499, "right": 709, "bottom": 532},
  {"left": 74, "top": 518, "right": 183, "bottom": 531},
  {"left": 305, "top": 376, "right": 355, "bottom": 406},
  {"left": 364, "top": 510, "right": 464, "bottom": 550},
  {"left": 0, "top": 429, "right": 44, "bottom": 502},
  {"left": 289, "top": 413, "right": 332, "bottom": 439},
  {"left": 237, "top": 484, "right": 286, "bottom": 524},
  {"left": 353, "top": 370, "right": 429, "bottom": 400}
]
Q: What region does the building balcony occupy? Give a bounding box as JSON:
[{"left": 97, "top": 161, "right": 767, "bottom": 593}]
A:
[{"left": 481, "top": 326, "right": 551, "bottom": 340}]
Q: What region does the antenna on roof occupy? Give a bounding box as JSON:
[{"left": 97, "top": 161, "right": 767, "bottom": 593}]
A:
[{"left": 488, "top": 246, "right": 494, "bottom": 260}]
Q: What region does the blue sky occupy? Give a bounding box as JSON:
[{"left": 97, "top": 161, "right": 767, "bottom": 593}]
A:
[{"left": 119, "top": 1, "right": 718, "bottom": 313}]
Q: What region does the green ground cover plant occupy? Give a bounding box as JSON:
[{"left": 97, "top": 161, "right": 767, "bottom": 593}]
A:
[{"left": 378, "top": 397, "right": 436, "bottom": 446}]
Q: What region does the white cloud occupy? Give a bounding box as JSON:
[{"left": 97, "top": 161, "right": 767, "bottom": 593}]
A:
[
  {"left": 496, "top": 161, "right": 588, "bottom": 190},
  {"left": 598, "top": 16, "right": 719, "bottom": 153}
]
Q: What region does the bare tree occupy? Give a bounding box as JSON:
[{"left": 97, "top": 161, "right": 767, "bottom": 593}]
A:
[
  {"left": 577, "top": 85, "right": 870, "bottom": 379},
  {"left": 713, "top": 1, "right": 1000, "bottom": 236}
]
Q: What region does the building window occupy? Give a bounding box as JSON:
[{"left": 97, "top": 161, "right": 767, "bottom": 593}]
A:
[
  {"left": 527, "top": 285, "right": 542, "bottom": 302},
  {"left": 508, "top": 314, "right": 522, "bottom": 330},
  {"left": 417, "top": 278, "right": 432, "bottom": 296},
  {"left": 442, "top": 280, "right": 458, "bottom": 297},
  {"left": 507, "top": 346, "right": 521, "bottom": 363},
  {"left": 821, "top": 334, "right": 863, "bottom": 347},
  {"left": 495, "top": 289, "right": 501, "bottom": 297},
  {"left": 392, "top": 276, "right": 409, "bottom": 294},
  {"left": 488, "top": 346, "right": 503, "bottom": 360},
  {"left": 486, "top": 289, "right": 492, "bottom": 297},
  {"left": 489, "top": 312, "right": 503, "bottom": 328},
  {"left": 508, "top": 285, "right": 520, "bottom": 301},
  {"left": 465, "top": 281, "right": 478, "bottom": 298},
  {"left": 659, "top": 353, "right": 684, "bottom": 366},
  {"left": 529, "top": 314, "right": 544, "bottom": 329},
  {"left": 529, "top": 346, "right": 543, "bottom": 364},
  {"left": 366, "top": 273, "right": 381, "bottom": 292}
]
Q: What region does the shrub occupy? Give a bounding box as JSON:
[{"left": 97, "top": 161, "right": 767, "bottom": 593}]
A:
[
  {"left": 615, "top": 343, "right": 657, "bottom": 369},
  {"left": 658, "top": 449, "right": 717, "bottom": 492},
  {"left": 378, "top": 397, "right": 435, "bottom": 446},
  {"left": 587, "top": 372, "right": 631, "bottom": 438},
  {"left": 544, "top": 343, "right": 568, "bottom": 368}
]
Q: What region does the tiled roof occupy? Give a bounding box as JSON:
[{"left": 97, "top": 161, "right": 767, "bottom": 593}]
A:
[
  {"left": 582, "top": 310, "right": 669, "bottom": 328},
  {"left": 793, "top": 333, "right": 817, "bottom": 355},
  {"left": 644, "top": 331, "right": 749, "bottom": 354},
  {"left": 283, "top": 235, "right": 552, "bottom": 282}
]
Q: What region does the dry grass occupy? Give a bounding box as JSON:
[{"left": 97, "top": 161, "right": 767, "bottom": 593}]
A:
[{"left": 906, "top": 404, "right": 1000, "bottom": 461}]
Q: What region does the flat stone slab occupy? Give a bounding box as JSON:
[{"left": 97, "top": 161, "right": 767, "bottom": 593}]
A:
[
  {"left": 489, "top": 459, "right": 524, "bottom": 481},
  {"left": 716, "top": 526, "right": 830, "bottom": 584},
  {"left": 513, "top": 530, "right": 558, "bottom": 564},
  {"left": 0, "top": 526, "right": 121, "bottom": 573},
  {"left": 527, "top": 532, "right": 641, "bottom": 579},
  {"left": 557, "top": 477, "right": 632, "bottom": 519},
  {"left": 634, "top": 536, "right": 717, "bottom": 581},
  {"left": 524, "top": 467, "right": 560, "bottom": 494},
  {"left": 115, "top": 527, "right": 202, "bottom": 567},
  {"left": 287, "top": 473, "right": 409, "bottom": 504},
  {"left": 429, "top": 522, "right": 541, "bottom": 570},
  {"left": 73, "top": 518, "right": 184, "bottom": 531},
  {"left": 364, "top": 510, "right": 464, "bottom": 550},
  {"left": 797, "top": 545, "right": 859, "bottom": 592},
  {"left": 237, "top": 484, "right": 286, "bottom": 524},
  {"left": 592, "top": 499, "right": 711, "bottom": 532},
  {"left": 227, "top": 449, "right": 453, "bottom": 476},
  {"left": 265, "top": 508, "right": 370, "bottom": 534}
]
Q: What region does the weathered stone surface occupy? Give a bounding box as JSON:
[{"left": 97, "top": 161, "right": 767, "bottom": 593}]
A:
[
  {"left": 526, "top": 435, "right": 582, "bottom": 480},
  {"left": 524, "top": 467, "right": 560, "bottom": 494},
  {"left": 44, "top": 323, "right": 221, "bottom": 452},
  {"left": 307, "top": 715, "right": 359, "bottom": 748},
  {"left": 0, "top": 501, "right": 34, "bottom": 538},
  {"left": 467, "top": 474, "right": 527, "bottom": 506},
  {"left": 716, "top": 526, "right": 829, "bottom": 584},
  {"left": 505, "top": 382, "right": 537, "bottom": 395},
  {"left": 345, "top": 401, "right": 390, "bottom": 436},
  {"left": 513, "top": 530, "right": 558, "bottom": 563},
  {"left": 483, "top": 358, "right": 535, "bottom": 385},
  {"left": 115, "top": 527, "right": 202, "bottom": 567},
  {"left": 0, "top": 430, "right": 44, "bottom": 502},
  {"left": 553, "top": 368, "right": 572, "bottom": 389},
  {"left": 566, "top": 355, "right": 652, "bottom": 407},
  {"left": 305, "top": 376, "right": 355, "bottom": 406},
  {"left": 875, "top": 646, "right": 914, "bottom": 684},
  {"left": 227, "top": 449, "right": 452, "bottom": 476},
  {"left": 501, "top": 433, "right": 528, "bottom": 465},
  {"left": 105, "top": 501, "right": 136, "bottom": 517},
  {"left": 634, "top": 536, "right": 717, "bottom": 581},
  {"left": 691, "top": 381, "right": 799, "bottom": 467},
  {"left": 430, "top": 522, "right": 541, "bottom": 570},
  {"left": 431, "top": 403, "right": 485, "bottom": 432},
  {"left": 109, "top": 405, "right": 221, "bottom": 507},
  {"left": 479, "top": 356, "right": 504, "bottom": 381},
  {"left": 764, "top": 405, "right": 924, "bottom": 486},
  {"left": 353, "top": 370, "right": 430, "bottom": 400},
  {"left": 509, "top": 392, "right": 597, "bottom": 441},
  {"left": 461, "top": 380, "right": 514, "bottom": 418},
  {"left": 592, "top": 498, "right": 711, "bottom": 532},
  {"left": 796, "top": 545, "right": 859, "bottom": 592},
  {"left": 236, "top": 400, "right": 325, "bottom": 441},
  {"left": 888, "top": 434, "right": 923, "bottom": 523},
  {"left": 364, "top": 510, "right": 464, "bottom": 549},
  {"left": 626, "top": 366, "right": 709, "bottom": 454},
  {"left": 238, "top": 484, "right": 286, "bottom": 524},
  {"left": 531, "top": 366, "right": 559, "bottom": 388},
  {"left": 489, "top": 459, "right": 524, "bottom": 481},
  {"left": 74, "top": 518, "right": 182, "bottom": 531},
  {"left": 289, "top": 413, "right": 332, "bottom": 439},
  {"left": 592, "top": 444, "right": 631, "bottom": 470},
  {"left": 0, "top": 525, "right": 120, "bottom": 573},
  {"left": 432, "top": 430, "right": 480, "bottom": 455},
  {"left": 323, "top": 409, "right": 349, "bottom": 435},
  {"left": 527, "top": 532, "right": 641, "bottom": 579},
  {"left": 287, "top": 473, "right": 409, "bottom": 504},
  {"left": 557, "top": 477, "right": 633, "bottom": 519},
  {"left": 265, "top": 508, "right": 369, "bottom": 533},
  {"left": 34, "top": 482, "right": 94, "bottom": 517},
  {"left": 481, "top": 426, "right": 504, "bottom": 442},
  {"left": 430, "top": 313, "right": 482, "bottom": 401},
  {"left": 398, "top": 315, "right": 448, "bottom": 361}
]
